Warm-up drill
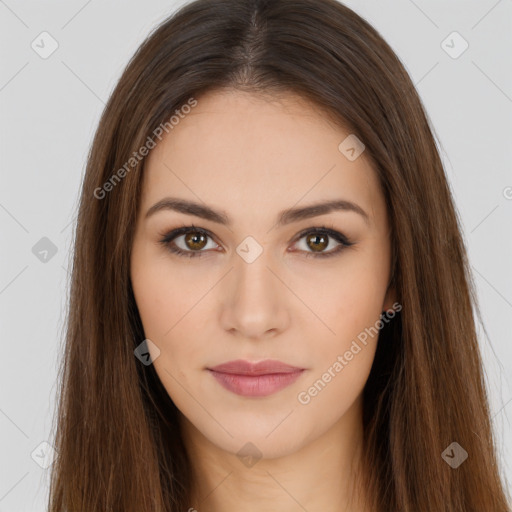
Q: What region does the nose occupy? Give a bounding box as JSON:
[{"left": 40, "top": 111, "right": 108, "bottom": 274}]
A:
[{"left": 219, "top": 252, "right": 290, "bottom": 340}]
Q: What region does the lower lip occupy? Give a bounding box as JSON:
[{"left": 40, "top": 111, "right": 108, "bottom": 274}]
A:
[{"left": 207, "top": 369, "right": 304, "bottom": 397}]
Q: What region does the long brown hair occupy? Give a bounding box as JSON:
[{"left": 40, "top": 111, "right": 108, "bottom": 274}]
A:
[{"left": 48, "top": 0, "right": 511, "bottom": 510}]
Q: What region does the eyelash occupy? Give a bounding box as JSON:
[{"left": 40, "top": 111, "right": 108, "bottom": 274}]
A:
[{"left": 158, "top": 224, "right": 354, "bottom": 260}]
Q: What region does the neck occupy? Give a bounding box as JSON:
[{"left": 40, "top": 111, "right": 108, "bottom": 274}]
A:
[{"left": 179, "top": 395, "right": 373, "bottom": 512}]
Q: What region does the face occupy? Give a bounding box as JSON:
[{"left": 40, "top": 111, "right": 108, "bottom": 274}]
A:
[{"left": 130, "top": 89, "right": 395, "bottom": 459}]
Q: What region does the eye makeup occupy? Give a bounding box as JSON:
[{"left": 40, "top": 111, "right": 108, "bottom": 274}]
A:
[{"left": 157, "top": 223, "right": 355, "bottom": 259}]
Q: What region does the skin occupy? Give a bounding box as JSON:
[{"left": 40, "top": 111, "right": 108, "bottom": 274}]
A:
[{"left": 130, "top": 89, "right": 396, "bottom": 512}]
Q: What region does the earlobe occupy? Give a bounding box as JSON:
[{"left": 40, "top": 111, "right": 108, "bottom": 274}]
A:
[{"left": 382, "top": 285, "right": 398, "bottom": 314}]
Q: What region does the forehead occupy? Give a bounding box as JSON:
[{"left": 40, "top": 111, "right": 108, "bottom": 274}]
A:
[{"left": 141, "top": 89, "right": 384, "bottom": 225}]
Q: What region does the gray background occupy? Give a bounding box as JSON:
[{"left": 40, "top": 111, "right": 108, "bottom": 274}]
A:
[{"left": 1, "top": 0, "right": 511, "bottom": 509}]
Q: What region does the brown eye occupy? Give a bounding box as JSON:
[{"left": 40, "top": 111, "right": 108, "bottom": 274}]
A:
[
  {"left": 305, "top": 233, "right": 329, "bottom": 253},
  {"left": 159, "top": 226, "right": 219, "bottom": 258},
  {"left": 160, "top": 225, "right": 353, "bottom": 260},
  {"left": 293, "top": 228, "right": 352, "bottom": 258},
  {"left": 184, "top": 231, "right": 208, "bottom": 251}
]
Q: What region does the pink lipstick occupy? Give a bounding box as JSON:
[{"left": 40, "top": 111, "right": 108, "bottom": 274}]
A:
[{"left": 207, "top": 359, "right": 305, "bottom": 397}]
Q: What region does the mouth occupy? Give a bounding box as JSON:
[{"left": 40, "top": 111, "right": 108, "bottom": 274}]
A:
[{"left": 207, "top": 359, "right": 306, "bottom": 397}]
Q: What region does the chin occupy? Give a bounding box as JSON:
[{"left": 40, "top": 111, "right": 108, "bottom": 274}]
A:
[{"left": 187, "top": 410, "right": 313, "bottom": 462}]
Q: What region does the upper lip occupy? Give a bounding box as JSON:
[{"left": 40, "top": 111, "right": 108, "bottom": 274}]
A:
[{"left": 208, "top": 359, "right": 304, "bottom": 376}]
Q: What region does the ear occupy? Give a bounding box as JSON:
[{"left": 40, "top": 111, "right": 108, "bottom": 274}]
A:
[
  {"left": 382, "top": 240, "right": 398, "bottom": 314},
  {"left": 382, "top": 284, "right": 398, "bottom": 314}
]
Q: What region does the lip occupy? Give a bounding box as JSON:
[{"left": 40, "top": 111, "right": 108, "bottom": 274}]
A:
[
  {"left": 209, "top": 359, "right": 304, "bottom": 375},
  {"left": 207, "top": 359, "right": 305, "bottom": 397}
]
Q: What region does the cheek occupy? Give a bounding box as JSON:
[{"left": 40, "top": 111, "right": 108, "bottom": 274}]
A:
[
  {"left": 132, "top": 277, "right": 200, "bottom": 414},
  {"left": 131, "top": 248, "right": 206, "bottom": 339},
  {"left": 130, "top": 254, "right": 212, "bottom": 392},
  {"left": 292, "top": 255, "right": 388, "bottom": 407},
  {"left": 334, "top": 271, "right": 387, "bottom": 340},
  {"left": 294, "top": 276, "right": 383, "bottom": 419},
  {"left": 292, "top": 252, "right": 389, "bottom": 349}
]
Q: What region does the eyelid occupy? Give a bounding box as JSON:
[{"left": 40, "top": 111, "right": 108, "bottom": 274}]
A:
[
  {"left": 291, "top": 225, "right": 351, "bottom": 246},
  {"left": 158, "top": 224, "right": 354, "bottom": 259},
  {"left": 158, "top": 224, "right": 219, "bottom": 257}
]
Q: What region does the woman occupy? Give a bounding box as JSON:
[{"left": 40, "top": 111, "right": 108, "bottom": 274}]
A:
[{"left": 48, "top": 0, "right": 511, "bottom": 510}]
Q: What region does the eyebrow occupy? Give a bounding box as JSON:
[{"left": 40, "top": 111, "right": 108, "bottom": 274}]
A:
[{"left": 145, "top": 197, "right": 370, "bottom": 227}]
